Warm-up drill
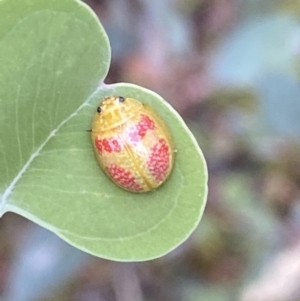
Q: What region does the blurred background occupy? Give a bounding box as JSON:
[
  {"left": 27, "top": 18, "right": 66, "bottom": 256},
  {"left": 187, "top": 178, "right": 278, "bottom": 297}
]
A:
[{"left": 2, "top": 0, "right": 300, "bottom": 300}]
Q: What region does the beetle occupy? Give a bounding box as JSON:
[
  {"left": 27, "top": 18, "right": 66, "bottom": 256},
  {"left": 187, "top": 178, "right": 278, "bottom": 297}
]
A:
[{"left": 90, "top": 96, "right": 175, "bottom": 193}]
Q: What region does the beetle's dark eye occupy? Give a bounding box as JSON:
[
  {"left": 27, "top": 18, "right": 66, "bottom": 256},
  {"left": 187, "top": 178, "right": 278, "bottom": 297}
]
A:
[
  {"left": 119, "top": 96, "right": 125, "bottom": 103},
  {"left": 97, "top": 106, "right": 101, "bottom": 113}
]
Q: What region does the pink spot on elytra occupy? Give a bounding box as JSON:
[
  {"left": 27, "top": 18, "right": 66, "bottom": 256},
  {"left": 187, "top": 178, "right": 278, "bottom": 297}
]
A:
[
  {"left": 127, "top": 129, "right": 140, "bottom": 143},
  {"left": 138, "top": 114, "right": 155, "bottom": 137},
  {"left": 95, "top": 137, "right": 122, "bottom": 154},
  {"left": 147, "top": 138, "right": 170, "bottom": 182},
  {"left": 127, "top": 114, "right": 156, "bottom": 143},
  {"left": 106, "top": 164, "right": 143, "bottom": 192}
]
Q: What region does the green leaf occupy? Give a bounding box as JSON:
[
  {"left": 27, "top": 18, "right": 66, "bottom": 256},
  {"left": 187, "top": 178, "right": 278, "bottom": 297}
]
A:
[{"left": 0, "top": 0, "right": 208, "bottom": 261}]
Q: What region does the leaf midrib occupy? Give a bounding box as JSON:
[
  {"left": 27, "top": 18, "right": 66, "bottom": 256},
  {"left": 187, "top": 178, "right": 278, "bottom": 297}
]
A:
[{"left": 0, "top": 88, "right": 101, "bottom": 215}]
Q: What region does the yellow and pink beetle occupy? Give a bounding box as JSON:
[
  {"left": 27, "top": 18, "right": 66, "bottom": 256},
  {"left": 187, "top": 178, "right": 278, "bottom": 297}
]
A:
[{"left": 90, "top": 96, "right": 175, "bottom": 193}]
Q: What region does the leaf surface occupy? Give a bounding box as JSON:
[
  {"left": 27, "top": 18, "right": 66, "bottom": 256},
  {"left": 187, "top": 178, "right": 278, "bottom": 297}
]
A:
[{"left": 0, "top": 0, "right": 207, "bottom": 261}]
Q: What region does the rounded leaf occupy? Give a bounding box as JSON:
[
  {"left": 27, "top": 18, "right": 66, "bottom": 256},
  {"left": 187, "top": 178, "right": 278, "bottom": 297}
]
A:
[{"left": 0, "top": 0, "right": 208, "bottom": 261}]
